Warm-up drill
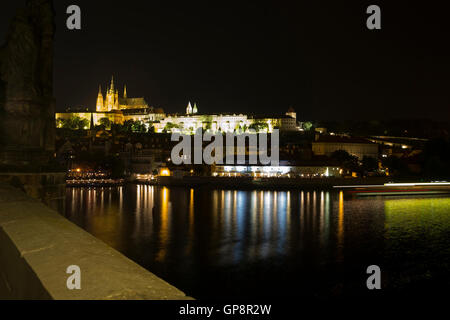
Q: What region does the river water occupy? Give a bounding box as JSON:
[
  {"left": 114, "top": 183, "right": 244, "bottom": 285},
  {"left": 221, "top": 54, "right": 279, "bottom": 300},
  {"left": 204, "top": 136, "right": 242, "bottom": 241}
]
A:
[{"left": 64, "top": 185, "right": 450, "bottom": 299}]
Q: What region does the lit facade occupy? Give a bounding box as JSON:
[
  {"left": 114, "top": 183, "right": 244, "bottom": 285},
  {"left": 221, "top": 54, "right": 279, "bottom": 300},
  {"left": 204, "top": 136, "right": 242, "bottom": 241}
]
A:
[
  {"left": 154, "top": 111, "right": 250, "bottom": 134},
  {"left": 56, "top": 77, "right": 300, "bottom": 133},
  {"left": 96, "top": 77, "right": 150, "bottom": 112},
  {"left": 56, "top": 76, "right": 165, "bottom": 127},
  {"left": 214, "top": 165, "right": 342, "bottom": 178},
  {"left": 153, "top": 103, "right": 300, "bottom": 134}
]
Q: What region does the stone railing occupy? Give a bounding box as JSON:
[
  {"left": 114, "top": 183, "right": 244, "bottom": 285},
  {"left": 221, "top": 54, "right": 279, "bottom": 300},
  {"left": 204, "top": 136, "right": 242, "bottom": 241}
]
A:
[{"left": 0, "top": 184, "right": 191, "bottom": 300}]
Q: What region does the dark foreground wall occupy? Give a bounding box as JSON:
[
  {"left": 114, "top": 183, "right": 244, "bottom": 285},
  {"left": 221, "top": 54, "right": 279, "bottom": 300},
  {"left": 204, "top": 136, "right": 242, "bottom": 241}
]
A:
[
  {"left": 0, "top": 184, "right": 191, "bottom": 300},
  {"left": 0, "top": 173, "right": 66, "bottom": 213}
]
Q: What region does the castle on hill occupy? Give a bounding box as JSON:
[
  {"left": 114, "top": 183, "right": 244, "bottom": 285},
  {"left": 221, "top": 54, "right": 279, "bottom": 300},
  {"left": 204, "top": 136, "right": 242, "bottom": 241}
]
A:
[
  {"left": 56, "top": 76, "right": 165, "bottom": 127},
  {"left": 56, "top": 76, "right": 300, "bottom": 133},
  {"left": 96, "top": 77, "right": 149, "bottom": 112}
]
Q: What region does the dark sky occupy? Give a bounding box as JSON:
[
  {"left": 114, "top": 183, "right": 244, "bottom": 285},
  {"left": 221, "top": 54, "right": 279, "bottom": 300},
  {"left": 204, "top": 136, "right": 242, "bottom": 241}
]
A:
[{"left": 1, "top": 0, "right": 450, "bottom": 120}]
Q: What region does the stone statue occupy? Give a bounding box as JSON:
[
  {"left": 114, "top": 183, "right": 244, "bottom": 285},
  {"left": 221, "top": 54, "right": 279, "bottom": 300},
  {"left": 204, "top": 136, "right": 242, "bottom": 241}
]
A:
[{"left": 0, "top": 0, "right": 55, "bottom": 168}]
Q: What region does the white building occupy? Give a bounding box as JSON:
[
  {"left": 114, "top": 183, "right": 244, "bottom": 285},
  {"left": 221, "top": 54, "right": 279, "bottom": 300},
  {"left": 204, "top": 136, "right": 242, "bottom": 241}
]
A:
[
  {"left": 214, "top": 164, "right": 342, "bottom": 178},
  {"left": 152, "top": 104, "right": 300, "bottom": 134}
]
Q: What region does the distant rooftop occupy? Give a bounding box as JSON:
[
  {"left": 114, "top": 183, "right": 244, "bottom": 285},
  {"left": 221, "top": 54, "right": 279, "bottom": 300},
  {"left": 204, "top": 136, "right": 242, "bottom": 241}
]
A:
[
  {"left": 119, "top": 97, "right": 148, "bottom": 106},
  {"left": 122, "top": 108, "right": 153, "bottom": 115},
  {"left": 250, "top": 115, "right": 295, "bottom": 120}
]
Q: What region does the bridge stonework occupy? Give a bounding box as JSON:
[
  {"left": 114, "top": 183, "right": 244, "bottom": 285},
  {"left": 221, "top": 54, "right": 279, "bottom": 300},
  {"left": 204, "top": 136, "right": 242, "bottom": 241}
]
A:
[{"left": 0, "top": 184, "right": 191, "bottom": 300}]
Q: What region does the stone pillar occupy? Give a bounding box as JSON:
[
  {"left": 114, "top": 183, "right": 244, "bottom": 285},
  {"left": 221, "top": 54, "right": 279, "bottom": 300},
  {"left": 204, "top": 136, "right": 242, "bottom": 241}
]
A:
[{"left": 0, "top": 0, "right": 56, "bottom": 170}]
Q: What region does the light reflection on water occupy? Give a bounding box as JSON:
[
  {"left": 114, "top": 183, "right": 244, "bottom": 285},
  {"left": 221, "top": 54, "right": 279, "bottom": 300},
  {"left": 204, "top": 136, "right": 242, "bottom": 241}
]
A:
[{"left": 64, "top": 185, "right": 450, "bottom": 299}]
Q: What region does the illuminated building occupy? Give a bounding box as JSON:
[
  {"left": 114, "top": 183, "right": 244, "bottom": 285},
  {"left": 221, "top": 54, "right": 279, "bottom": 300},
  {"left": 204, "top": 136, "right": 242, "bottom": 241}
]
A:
[
  {"left": 155, "top": 108, "right": 250, "bottom": 134},
  {"left": 186, "top": 102, "right": 199, "bottom": 115},
  {"left": 153, "top": 104, "right": 300, "bottom": 134},
  {"left": 159, "top": 168, "right": 171, "bottom": 176},
  {"left": 55, "top": 77, "right": 301, "bottom": 133},
  {"left": 214, "top": 164, "right": 342, "bottom": 178},
  {"left": 286, "top": 107, "right": 297, "bottom": 121},
  {"left": 56, "top": 76, "right": 165, "bottom": 127}
]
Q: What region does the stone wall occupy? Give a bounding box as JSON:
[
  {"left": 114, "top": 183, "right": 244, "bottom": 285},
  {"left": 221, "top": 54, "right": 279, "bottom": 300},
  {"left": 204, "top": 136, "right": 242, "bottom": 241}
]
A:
[
  {"left": 0, "top": 185, "right": 191, "bottom": 300},
  {"left": 0, "top": 173, "right": 66, "bottom": 213}
]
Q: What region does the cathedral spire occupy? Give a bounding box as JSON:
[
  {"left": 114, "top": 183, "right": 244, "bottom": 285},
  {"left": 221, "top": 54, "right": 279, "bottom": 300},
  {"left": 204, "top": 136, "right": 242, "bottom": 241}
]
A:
[
  {"left": 186, "top": 102, "right": 193, "bottom": 115},
  {"left": 124, "top": 85, "right": 127, "bottom": 99},
  {"left": 96, "top": 85, "right": 105, "bottom": 112},
  {"left": 110, "top": 76, "right": 115, "bottom": 93}
]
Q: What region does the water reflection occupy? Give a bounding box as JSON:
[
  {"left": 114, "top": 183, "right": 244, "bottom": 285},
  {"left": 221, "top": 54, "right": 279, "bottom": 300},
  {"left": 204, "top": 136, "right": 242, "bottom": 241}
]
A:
[
  {"left": 65, "top": 186, "right": 450, "bottom": 299},
  {"left": 337, "top": 191, "right": 345, "bottom": 262}
]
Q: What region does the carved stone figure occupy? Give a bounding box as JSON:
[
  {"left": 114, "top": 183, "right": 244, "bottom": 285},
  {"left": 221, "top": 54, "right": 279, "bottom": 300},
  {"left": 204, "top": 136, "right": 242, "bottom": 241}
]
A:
[{"left": 0, "top": 0, "right": 55, "bottom": 168}]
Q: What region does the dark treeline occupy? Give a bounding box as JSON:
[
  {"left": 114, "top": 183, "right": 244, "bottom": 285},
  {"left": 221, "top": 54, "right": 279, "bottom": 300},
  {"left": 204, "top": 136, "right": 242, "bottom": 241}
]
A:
[{"left": 315, "top": 119, "right": 450, "bottom": 139}]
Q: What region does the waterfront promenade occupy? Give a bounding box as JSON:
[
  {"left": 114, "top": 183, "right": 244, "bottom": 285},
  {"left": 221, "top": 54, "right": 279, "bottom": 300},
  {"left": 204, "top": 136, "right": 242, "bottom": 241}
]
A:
[{"left": 145, "top": 176, "right": 393, "bottom": 189}]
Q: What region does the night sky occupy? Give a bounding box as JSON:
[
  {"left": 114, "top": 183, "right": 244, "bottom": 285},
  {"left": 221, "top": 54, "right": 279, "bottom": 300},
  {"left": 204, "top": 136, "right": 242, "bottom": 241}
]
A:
[{"left": 1, "top": 0, "right": 450, "bottom": 120}]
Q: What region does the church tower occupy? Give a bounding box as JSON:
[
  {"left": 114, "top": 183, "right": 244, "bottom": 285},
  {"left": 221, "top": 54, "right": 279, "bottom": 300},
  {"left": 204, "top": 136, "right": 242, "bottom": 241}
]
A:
[
  {"left": 114, "top": 90, "right": 119, "bottom": 110},
  {"left": 110, "top": 76, "right": 115, "bottom": 93},
  {"left": 105, "top": 76, "right": 115, "bottom": 111},
  {"left": 286, "top": 107, "right": 297, "bottom": 121},
  {"left": 94, "top": 76, "right": 150, "bottom": 115},
  {"left": 186, "top": 102, "right": 193, "bottom": 115},
  {"left": 96, "top": 86, "right": 104, "bottom": 112}
]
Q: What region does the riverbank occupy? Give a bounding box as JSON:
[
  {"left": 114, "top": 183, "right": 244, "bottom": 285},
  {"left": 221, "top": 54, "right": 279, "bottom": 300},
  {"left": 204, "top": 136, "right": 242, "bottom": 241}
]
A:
[
  {"left": 66, "top": 179, "right": 125, "bottom": 188},
  {"left": 142, "top": 176, "right": 393, "bottom": 190}
]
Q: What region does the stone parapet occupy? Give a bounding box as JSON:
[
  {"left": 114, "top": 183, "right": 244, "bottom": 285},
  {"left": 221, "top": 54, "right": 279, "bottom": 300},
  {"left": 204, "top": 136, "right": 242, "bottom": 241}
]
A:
[{"left": 0, "top": 185, "right": 191, "bottom": 300}]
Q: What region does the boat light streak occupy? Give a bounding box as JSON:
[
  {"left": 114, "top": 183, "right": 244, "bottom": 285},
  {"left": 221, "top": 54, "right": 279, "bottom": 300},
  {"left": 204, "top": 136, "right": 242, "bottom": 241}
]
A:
[{"left": 333, "top": 182, "right": 450, "bottom": 189}]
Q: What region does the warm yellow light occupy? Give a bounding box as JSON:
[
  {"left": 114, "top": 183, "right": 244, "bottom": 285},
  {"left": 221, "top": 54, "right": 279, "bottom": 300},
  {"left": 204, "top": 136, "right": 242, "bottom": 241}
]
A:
[{"left": 160, "top": 169, "right": 171, "bottom": 177}]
